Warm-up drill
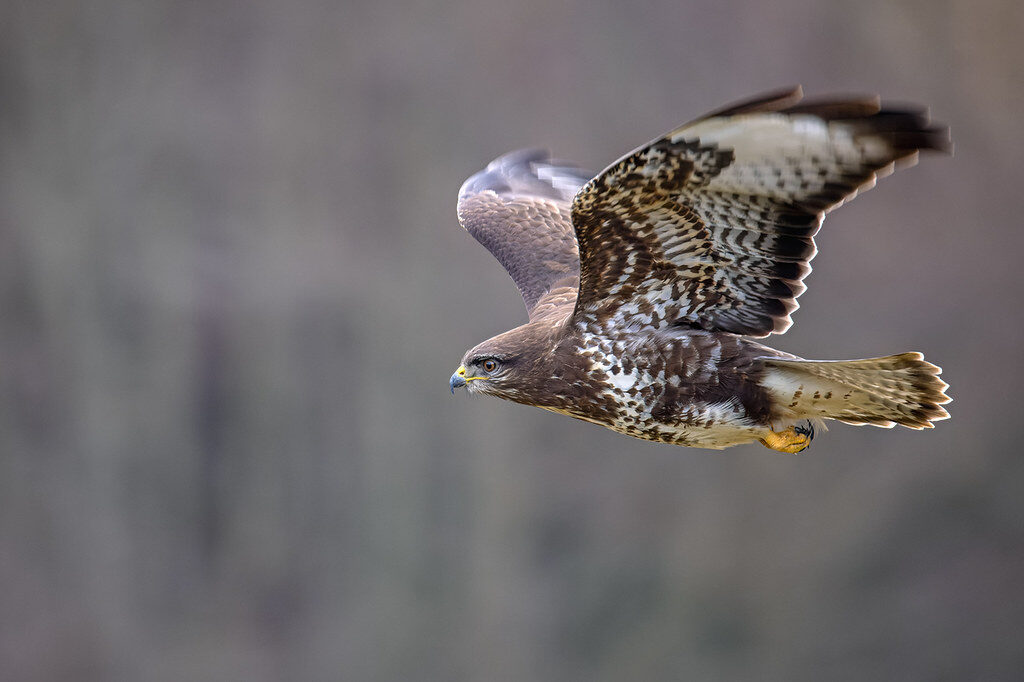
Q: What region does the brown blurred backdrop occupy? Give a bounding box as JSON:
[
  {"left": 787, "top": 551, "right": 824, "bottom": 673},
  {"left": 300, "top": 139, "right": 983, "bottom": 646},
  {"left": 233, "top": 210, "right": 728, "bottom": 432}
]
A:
[{"left": 1, "top": 1, "right": 1023, "bottom": 680}]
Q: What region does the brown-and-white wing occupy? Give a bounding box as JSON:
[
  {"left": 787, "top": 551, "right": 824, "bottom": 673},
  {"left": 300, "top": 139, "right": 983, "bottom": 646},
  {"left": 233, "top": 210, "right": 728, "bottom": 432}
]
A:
[
  {"left": 457, "top": 149, "right": 592, "bottom": 319},
  {"left": 570, "top": 86, "right": 951, "bottom": 337}
]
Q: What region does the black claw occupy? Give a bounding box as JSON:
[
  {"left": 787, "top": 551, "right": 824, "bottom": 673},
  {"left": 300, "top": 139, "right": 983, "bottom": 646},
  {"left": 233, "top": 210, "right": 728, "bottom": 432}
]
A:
[{"left": 794, "top": 421, "right": 815, "bottom": 442}]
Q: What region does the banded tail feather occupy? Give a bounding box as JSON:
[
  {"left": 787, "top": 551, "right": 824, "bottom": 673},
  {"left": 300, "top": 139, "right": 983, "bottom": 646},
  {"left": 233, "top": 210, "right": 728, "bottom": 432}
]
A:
[{"left": 760, "top": 353, "right": 950, "bottom": 429}]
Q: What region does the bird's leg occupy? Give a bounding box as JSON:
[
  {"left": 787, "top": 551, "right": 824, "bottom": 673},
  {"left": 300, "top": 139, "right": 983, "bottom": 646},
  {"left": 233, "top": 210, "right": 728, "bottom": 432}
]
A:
[{"left": 759, "top": 421, "right": 815, "bottom": 454}]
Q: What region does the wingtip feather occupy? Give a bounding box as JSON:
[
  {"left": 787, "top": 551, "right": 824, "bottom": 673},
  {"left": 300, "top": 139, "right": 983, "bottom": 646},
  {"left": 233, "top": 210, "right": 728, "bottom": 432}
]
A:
[{"left": 704, "top": 85, "right": 805, "bottom": 118}]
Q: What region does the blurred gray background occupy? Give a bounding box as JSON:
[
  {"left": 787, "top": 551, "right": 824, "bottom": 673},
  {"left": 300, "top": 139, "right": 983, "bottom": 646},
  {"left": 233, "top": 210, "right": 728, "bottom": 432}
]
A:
[{"left": 2, "top": 0, "right": 1023, "bottom": 680}]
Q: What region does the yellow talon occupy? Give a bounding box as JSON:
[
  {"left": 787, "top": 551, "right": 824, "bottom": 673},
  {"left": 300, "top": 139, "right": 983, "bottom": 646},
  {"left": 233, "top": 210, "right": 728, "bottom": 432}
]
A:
[{"left": 759, "top": 424, "right": 814, "bottom": 454}]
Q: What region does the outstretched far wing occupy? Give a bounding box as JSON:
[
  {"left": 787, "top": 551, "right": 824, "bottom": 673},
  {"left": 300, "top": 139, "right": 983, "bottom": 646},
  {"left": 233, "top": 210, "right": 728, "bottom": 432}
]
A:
[
  {"left": 570, "top": 86, "right": 951, "bottom": 337},
  {"left": 457, "top": 149, "right": 592, "bottom": 318}
]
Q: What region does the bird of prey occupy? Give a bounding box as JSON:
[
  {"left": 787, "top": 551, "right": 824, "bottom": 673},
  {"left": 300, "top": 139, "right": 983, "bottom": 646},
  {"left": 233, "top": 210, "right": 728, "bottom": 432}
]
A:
[{"left": 448, "top": 86, "right": 951, "bottom": 452}]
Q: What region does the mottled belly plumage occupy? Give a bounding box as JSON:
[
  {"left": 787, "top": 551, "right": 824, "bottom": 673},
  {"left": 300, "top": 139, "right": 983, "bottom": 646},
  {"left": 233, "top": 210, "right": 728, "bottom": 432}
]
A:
[{"left": 574, "top": 329, "right": 774, "bottom": 447}]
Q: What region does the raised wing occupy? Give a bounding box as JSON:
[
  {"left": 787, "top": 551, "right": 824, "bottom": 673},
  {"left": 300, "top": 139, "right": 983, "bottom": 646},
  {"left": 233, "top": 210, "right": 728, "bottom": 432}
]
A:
[
  {"left": 570, "top": 86, "right": 951, "bottom": 336},
  {"left": 457, "top": 149, "right": 591, "bottom": 318}
]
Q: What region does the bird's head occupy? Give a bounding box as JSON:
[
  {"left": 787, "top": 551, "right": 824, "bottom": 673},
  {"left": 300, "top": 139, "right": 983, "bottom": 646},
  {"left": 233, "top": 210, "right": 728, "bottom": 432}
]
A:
[
  {"left": 449, "top": 325, "right": 545, "bottom": 400},
  {"left": 449, "top": 353, "right": 514, "bottom": 396},
  {"left": 450, "top": 344, "right": 522, "bottom": 400}
]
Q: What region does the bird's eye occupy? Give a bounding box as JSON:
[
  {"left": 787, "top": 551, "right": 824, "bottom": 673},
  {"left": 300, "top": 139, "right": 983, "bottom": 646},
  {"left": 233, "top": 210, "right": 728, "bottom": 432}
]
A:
[{"left": 482, "top": 359, "right": 498, "bottom": 373}]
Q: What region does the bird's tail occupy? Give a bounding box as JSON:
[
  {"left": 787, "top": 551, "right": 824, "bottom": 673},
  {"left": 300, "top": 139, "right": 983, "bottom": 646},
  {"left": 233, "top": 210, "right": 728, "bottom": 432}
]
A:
[{"left": 758, "top": 352, "right": 950, "bottom": 429}]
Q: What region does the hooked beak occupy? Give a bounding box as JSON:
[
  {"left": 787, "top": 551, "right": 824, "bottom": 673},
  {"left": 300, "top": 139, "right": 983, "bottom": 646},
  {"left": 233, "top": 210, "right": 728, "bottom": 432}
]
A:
[{"left": 449, "top": 365, "right": 467, "bottom": 394}]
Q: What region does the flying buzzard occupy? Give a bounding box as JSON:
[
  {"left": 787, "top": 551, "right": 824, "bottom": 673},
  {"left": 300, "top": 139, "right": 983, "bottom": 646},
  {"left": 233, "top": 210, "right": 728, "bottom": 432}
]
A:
[{"left": 448, "top": 86, "right": 951, "bottom": 453}]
